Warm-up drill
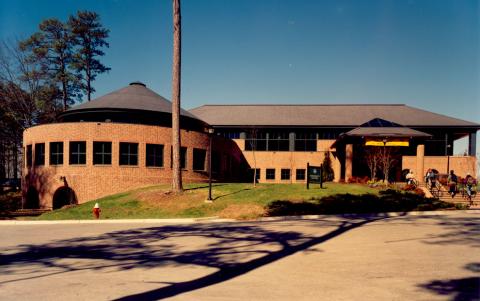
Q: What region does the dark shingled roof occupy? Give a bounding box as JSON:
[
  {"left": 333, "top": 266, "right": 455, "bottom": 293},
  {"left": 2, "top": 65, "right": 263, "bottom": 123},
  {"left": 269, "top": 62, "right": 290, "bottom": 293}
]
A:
[
  {"left": 64, "top": 82, "right": 197, "bottom": 119},
  {"left": 189, "top": 104, "right": 480, "bottom": 128}
]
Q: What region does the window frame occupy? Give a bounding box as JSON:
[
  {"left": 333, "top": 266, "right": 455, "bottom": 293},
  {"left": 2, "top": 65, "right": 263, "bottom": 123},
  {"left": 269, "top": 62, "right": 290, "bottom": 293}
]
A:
[
  {"left": 49, "top": 142, "right": 64, "bottom": 165},
  {"left": 193, "top": 148, "right": 207, "bottom": 171},
  {"left": 296, "top": 169, "right": 306, "bottom": 181},
  {"left": 119, "top": 142, "right": 139, "bottom": 166},
  {"left": 69, "top": 141, "right": 87, "bottom": 165},
  {"left": 34, "top": 143, "right": 45, "bottom": 166},
  {"left": 281, "top": 169, "right": 291, "bottom": 180},
  {"left": 266, "top": 168, "right": 276, "bottom": 180},
  {"left": 93, "top": 141, "right": 112, "bottom": 165},
  {"left": 146, "top": 144, "right": 164, "bottom": 167},
  {"left": 26, "top": 145, "right": 33, "bottom": 167}
]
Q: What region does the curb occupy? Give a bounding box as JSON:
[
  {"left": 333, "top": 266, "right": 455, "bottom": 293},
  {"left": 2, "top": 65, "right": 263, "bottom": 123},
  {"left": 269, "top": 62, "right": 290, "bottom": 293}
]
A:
[{"left": 0, "top": 209, "right": 478, "bottom": 225}]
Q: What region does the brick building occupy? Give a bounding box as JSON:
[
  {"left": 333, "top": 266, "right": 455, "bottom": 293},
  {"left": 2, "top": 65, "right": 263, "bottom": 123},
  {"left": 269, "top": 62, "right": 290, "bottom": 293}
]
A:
[
  {"left": 23, "top": 83, "right": 479, "bottom": 209},
  {"left": 23, "top": 83, "right": 243, "bottom": 209},
  {"left": 190, "top": 104, "right": 479, "bottom": 184}
]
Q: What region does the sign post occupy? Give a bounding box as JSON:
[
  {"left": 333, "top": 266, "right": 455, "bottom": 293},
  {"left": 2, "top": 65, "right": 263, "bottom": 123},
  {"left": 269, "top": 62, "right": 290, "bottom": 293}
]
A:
[{"left": 307, "top": 163, "right": 323, "bottom": 189}]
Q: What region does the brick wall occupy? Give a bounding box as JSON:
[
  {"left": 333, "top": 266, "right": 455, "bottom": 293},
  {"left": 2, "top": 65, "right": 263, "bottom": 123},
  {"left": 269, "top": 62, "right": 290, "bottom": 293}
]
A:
[
  {"left": 23, "top": 122, "right": 219, "bottom": 208},
  {"left": 402, "top": 155, "right": 477, "bottom": 178},
  {"left": 230, "top": 139, "right": 341, "bottom": 183}
]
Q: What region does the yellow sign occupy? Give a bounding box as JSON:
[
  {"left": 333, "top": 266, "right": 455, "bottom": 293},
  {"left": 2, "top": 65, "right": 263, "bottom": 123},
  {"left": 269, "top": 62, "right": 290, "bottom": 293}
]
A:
[
  {"left": 365, "top": 141, "right": 384, "bottom": 146},
  {"left": 365, "top": 140, "right": 409, "bottom": 147}
]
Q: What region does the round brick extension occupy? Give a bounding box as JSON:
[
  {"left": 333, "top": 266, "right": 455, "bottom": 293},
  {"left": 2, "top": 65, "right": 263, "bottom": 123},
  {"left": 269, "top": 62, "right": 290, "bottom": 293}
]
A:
[{"left": 23, "top": 122, "right": 214, "bottom": 209}]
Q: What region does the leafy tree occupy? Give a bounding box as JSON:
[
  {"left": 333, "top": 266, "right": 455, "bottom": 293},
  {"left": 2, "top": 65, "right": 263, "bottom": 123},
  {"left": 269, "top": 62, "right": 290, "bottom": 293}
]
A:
[
  {"left": 0, "top": 40, "right": 62, "bottom": 179},
  {"left": 69, "top": 11, "right": 110, "bottom": 101},
  {"left": 171, "top": 0, "right": 183, "bottom": 192},
  {"left": 322, "top": 151, "right": 334, "bottom": 182},
  {"left": 20, "top": 18, "right": 80, "bottom": 110}
]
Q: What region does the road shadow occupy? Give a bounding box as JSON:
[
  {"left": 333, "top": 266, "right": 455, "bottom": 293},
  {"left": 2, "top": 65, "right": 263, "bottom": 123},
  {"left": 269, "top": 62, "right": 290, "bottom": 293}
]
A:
[
  {"left": 0, "top": 216, "right": 386, "bottom": 300},
  {"left": 419, "top": 263, "right": 480, "bottom": 301}
]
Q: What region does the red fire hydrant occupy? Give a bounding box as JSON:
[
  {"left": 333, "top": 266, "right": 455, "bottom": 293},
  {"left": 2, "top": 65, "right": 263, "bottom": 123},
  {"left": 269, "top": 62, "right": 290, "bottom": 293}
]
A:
[{"left": 93, "top": 203, "right": 101, "bottom": 219}]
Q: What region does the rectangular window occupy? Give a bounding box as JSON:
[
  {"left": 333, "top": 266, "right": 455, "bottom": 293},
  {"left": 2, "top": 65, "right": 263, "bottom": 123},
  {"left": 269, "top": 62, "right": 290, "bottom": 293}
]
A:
[
  {"left": 119, "top": 142, "right": 138, "bottom": 166},
  {"left": 266, "top": 168, "right": 275, "bottom": 180},
  {"left": 49, "top": 142, "right": 63, "bottom": 165},
  {"left": 170, "top": 147, "right": 187, "bottom": 169},
  {"left": 146, "top": 144, "right": 164, "bottom": 167},
  {"left": 281, "top": 169, "right": 291, "bottom": 180},
  {"left": 296, "top": 169, "right": 306, "bottom": 181},
  {"left": 69, "top": 141, "right": 86, "bottom": 165},
  {"left": 26, "top": 145, "right": 32, "bottom": 167},
  {"left": 294, "top": 132, "right": 317, "bottom": 151},
  {"left": 34, "top": 143, "right": 45, "bottom": 166},
  {"left": 93, "top": 141, "right": 112, "bottom": 165},
  {"left": 193, "top": 148, "right": 206, "bottom": 171}
]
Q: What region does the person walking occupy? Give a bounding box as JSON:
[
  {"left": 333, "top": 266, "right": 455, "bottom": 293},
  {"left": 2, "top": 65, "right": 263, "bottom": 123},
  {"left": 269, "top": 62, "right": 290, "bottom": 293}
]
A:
[{"left": 447, "top": 170, "right": 458, "bottom": 198}]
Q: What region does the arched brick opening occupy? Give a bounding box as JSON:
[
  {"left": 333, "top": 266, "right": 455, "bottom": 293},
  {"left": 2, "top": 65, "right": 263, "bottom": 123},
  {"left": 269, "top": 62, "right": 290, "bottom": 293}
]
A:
[
  {"left": 25, "top": 186, "right": 40, "bottom": 209},
  {"left": 52, "top": 187, "right": 77, "bottom": 210}
]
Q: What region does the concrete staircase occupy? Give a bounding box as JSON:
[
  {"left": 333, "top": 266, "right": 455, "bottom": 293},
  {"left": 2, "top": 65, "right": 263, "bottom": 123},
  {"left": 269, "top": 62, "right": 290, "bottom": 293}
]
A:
[{"left": 435, "top": 184, "right": 479, "bottom": 209}]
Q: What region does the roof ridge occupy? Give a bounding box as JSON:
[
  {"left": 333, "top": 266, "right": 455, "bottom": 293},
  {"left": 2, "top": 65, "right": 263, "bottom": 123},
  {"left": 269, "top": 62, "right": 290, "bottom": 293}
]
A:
[{"left": 194, "top": 104, "right": 406, "bottom": 107}]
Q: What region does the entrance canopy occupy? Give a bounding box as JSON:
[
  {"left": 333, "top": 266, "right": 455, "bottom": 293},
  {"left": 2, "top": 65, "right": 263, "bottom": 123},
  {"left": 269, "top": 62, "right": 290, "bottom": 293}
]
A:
[{"left": 332, "top": 118, "right": 432, "bottom": 148}]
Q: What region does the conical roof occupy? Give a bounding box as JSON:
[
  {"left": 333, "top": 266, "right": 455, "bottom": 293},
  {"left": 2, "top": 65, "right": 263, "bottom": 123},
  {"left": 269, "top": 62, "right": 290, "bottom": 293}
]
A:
[{"left": 63, "top": 82, "right": 197, "bottom": 119}]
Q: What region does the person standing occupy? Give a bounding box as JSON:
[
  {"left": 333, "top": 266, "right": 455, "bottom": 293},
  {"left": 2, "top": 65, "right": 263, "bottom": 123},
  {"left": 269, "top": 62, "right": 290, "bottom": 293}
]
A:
[{"left": 447, "top": 170, "right": 458, "bottom": 198}]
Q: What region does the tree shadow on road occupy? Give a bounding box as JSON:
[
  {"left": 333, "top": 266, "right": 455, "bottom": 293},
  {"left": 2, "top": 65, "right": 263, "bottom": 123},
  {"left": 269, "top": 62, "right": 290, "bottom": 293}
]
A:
[
  {"left": 419, "top": 263, "right": 480, "bottom": 301},
  {"left": 0, "top": 216, "right": 386, "bottom": 300}
]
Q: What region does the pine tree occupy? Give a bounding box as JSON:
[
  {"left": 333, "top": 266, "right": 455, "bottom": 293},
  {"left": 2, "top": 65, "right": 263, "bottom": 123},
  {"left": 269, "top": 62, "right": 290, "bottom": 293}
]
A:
[
  {"left": 322, "top": 151, "right": 335, "bottom": 182},
  {"left": 69, "top": 11, "right": 110, "bottom": 101},
  {"left": 20, "top": 18, "right": 80, "bottom": 110}
]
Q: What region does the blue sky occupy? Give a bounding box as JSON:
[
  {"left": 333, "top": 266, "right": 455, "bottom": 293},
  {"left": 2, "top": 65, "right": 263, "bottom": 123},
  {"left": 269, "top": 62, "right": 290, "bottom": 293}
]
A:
[{"left": 1, "top": 0, "right": 479, "bottom": 153}]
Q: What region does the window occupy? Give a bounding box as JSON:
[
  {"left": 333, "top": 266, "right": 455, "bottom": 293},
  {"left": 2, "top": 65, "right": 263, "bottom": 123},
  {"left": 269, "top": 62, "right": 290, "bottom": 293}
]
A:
[
  {"left": 193, "top": 148, "right": 206, "bottom": 171},
  {"left": 34, "top": 143, "right": 45, "bottom": 166},
  {"left": 245, "top": 131, "right": 290, "bottom": 151},
  {"left": 267, "top": 132, "right": 290, "bottom": 151},
  {"left": 170, "top": 147, "right": 187, "bottom": 169},
  {"left": 93, "top": 142, "right": 112, "bottom": 165},
  {"left": 146, "top": 144, "right": 164, "bottom": 167},
  {"left": 295, "top": 132, "right": 317, "bottom": 151},
  {"left": 266, "top": 168, "right": 275, "bottom": 180},
  {"left": 296, "top": 169, "right": 306, "bottom": 181},
  {"left": 281, "top": 169, "right": 291, "bottom": 180},
  {"left": 69, "top": 141, "right": 86, "bottom": 165},
  {"left": 119, "top": 142, "right": 138, "bottom": 166},
  {"left": 49, "top": 142, "right": 63, "bottom": 165},
  {"left": 26, "top": 145, "right": 32, "bottom": 167}
]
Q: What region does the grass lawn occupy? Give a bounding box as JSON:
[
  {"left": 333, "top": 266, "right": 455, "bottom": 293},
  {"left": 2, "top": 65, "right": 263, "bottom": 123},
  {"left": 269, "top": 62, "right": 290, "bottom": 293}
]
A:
[{"left": 35, "top": 182, "right": 458, "bottom": 220}]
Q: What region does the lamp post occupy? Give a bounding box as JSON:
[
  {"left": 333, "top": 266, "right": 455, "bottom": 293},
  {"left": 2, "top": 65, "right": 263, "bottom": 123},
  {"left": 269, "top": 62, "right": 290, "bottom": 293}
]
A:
[{"left": 207, "top": 128, "right": 214, "bottom": 201}]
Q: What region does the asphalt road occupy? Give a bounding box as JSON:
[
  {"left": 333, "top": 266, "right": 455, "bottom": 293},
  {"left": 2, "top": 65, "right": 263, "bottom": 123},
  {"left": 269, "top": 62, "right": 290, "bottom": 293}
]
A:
[{"left": 1, "top": 212, "right": 479, "bottom": 301}]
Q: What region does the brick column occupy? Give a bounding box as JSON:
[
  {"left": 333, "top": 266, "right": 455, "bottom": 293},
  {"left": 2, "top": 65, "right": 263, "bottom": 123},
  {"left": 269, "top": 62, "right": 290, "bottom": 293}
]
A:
[
  {"left": 333, "top": 153, "right": 341, "bottom": 182},
  {"left": 416, "top": 144, "right": 425, "bottom": 183},
  {"left": 345, "top": 144, "right": 353, "bottom": 181}
]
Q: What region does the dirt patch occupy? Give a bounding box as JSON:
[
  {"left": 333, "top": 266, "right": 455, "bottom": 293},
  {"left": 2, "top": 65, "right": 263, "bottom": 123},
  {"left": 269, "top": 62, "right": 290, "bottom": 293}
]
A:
[
  {"left": 218, "top": 204, "right": 265, "bottom": 220},
  {"left": 133, "top": 189, "right": 206, "bottom": 213}
]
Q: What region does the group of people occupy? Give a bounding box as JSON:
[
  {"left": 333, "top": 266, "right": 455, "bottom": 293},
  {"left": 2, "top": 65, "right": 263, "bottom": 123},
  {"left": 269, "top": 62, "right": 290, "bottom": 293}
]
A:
[
  {"left": 447, "top": 170, "right": 477, "bottom": 199},
  {"left": 405, "top": 169, "right": 477, "bottom": 199}
]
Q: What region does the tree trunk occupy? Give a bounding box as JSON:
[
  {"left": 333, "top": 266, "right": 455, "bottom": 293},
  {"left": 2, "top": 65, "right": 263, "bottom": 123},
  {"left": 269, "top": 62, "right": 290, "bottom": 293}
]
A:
[
  {"left": 171, "top": 0, "right": 183, "bottom": 192},
  {"left": 87, "top": 62, "right": 91, "bottom": 101}
]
